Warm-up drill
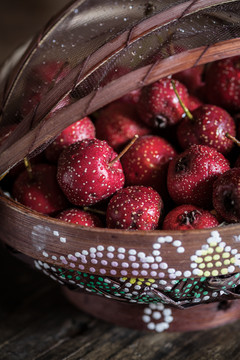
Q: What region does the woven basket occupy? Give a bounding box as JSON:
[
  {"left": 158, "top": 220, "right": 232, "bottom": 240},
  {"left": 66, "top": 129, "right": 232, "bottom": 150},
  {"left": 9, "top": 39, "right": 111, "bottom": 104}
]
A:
[{"left": 1, "top": 0, "right": 240, "bottom": 332}]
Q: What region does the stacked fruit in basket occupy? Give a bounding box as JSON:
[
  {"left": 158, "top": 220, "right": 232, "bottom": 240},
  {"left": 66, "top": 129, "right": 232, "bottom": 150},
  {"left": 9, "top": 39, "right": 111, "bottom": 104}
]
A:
[{"left": 2, "top": 55, "right": 240, "bottom": 232}]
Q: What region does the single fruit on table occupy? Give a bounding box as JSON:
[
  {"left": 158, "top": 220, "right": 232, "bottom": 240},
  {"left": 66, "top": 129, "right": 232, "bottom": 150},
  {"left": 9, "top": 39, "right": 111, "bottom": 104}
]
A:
[
  {"left": 177, "top": 104, "right": 236, "bottom": 154},
  {"left": 213, "top": 167, "right": 240, "bottom": 223},
  {"left": 121, "top": 135, "right": 176, "bottom": 199},
  {"left": 162, "top": 204, "right": 219, "bottom": 230},
  {"left": 45, "top": 116, "right": 96, "bottom": 163},
  {"left": 57, "top": 138, "right": 125, "bottom": 206},
  {"left": 95, "top": 101, "right": 150, "bottom": 151},
  {"left": 106, "top": 186, "right": 163, "bottom": 230},
  {"left": 137, "top": 77, "right": 189, "bottom": 129},
  {"left": 55, "top": 208, "right": 103, "bottom": 227},
  {"left": 173, "top": 65, "right": 205, "bottom": 96},
  {"left": 167, "top": 145, "right": 230, "bottom": 208},
  {"left": 12, "top": 163, "right": 68, "bottom": 215},
  {"left": 205, "top": 56, "right": 240, "bottom": 112}
]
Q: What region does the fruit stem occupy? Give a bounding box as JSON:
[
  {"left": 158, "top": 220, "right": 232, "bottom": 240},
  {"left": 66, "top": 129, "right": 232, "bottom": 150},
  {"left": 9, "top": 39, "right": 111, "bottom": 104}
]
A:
[
  {"left": 24, "top": 157, "right": 33, "bottom": 180},
  {"left": 225, "top": 132, "right": 240, "bottom": 147},
  {"left": 171, "top": 80, "right": 193, "bottom": 121},
  {"left": 109, "top": 134, "right": 139, "bottom": 166},
  {"left": 83, "top": 207, "right": 106, "bottom": 216}
]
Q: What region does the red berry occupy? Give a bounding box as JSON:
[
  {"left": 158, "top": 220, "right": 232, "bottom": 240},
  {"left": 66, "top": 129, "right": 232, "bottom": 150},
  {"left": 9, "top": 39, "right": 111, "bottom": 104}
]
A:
[
  {"left": 12, "top": 163, "right": 68, "bottom": 215},
  {"left": 187, "top": 95, "right": 203, "bottom": 112},
  {"left": 137, "top": 78, "right": 189, "bottom": 128},
  {"left": 177, "top": 105, "right": 236, "bottom": 154},
  {"left": 45, "top": 116, "right": 95, "bottom": 163},
  {"left": 55, "top": 208, "right": 103, "bottom": 227},
  {"left": 167, "top": 145, "right": 230, "bottom": 208},
  {"left": 173, "top": 65, "right": 205, "bottom": 95},
  {"left": 162, "top": 204, "right": 219, "bottom": 230},
  {"left": 121, "top": 135, "right": 176, "bottom": 198},
  {"left": 106, "top": 186, "right": 163, "bottom": 230},
  {"left": 205, "top": 56, "right": 240, "bottom": 112},
  {"left": 213, "top": 167, "right": 240, "bottom": 223},
  {"left": 95, "top": 101, "right": 150, "bottom": 151},
  {"left": 57, "top": 138, "right": 125, "bottom": 206}
]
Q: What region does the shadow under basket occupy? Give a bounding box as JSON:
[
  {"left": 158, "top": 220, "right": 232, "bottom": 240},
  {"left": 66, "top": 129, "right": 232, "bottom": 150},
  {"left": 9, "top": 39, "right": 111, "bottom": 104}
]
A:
[{"left": 2, "top": 193, "right": 240, "bottom": 333}]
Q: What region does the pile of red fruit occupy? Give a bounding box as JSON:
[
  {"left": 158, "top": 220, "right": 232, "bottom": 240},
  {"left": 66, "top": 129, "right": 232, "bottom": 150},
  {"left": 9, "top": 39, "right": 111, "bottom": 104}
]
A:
[{"left": 3, "top": 55, "right": 240, "bottom": 231}]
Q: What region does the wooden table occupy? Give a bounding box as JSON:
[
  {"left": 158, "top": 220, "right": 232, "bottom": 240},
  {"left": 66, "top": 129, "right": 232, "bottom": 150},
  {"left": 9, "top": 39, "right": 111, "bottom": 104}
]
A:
[{"left": 1, "top": 1, "right": 240, "bottom": 359}]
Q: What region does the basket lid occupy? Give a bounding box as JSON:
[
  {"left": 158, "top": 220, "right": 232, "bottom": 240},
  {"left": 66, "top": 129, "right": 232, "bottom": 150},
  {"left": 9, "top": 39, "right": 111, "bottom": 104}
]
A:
[{"left": 1, "top": 0, "right": 240, "bottom": 177}]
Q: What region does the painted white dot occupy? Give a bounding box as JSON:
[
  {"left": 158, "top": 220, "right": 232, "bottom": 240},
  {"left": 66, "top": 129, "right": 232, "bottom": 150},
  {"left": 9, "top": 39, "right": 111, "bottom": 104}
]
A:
[
  {"left": 53, "top": 231, "right": 59, "bottom": 236},
  {"left": 177, "top": 247, "right": 185, "bottom": 254},
  {"left": 228, "top": 265, "right": 235, "bottom": 273},
  {"left": 42, "top": 251, "right": 49, "bottom": 258},
  {"left": 89, "top": 267, "right": 96, "bottom": 272},
  {"left": 52, "top": 255, "right": 57, "bottom": 260},
  {"left": 118, "top": 247, "right": 125, "bottom": 253},
  {"left": 118, "top": 254, "right": 125, "bottom": 260},
  {"left": 147, "top": 322, "right": 155, "bottom": 330},
  {"left": 129, "top": 249, "right": 137, "bottom": 255},
  {"left": 142, "top": 315, "right": 151, "bottom": 323},
  {"left": 129, "top": 255, "right": 136, "bottom": 261},
  {"left": 141, "top": 270, "right": 148, "bottom": 276},
  {"left": 144, "top": 308, "right": 152, "bottom": 315},
  {"left": 153, "top": 243, "right": 161, "bottom": 249},
  {"left": 107, "top": 253, "right": 114, "bottom": 259},
  {"left": 122, "top": 262, "right": 129, "bottom": 268},
  {"left": 60, "top": 237, "right": 66, "bottom": 243},
  {"left": 183, "top": 271, "right": 191, "bottom": 277},
  {"left": 110, "top": 269, "right": 117, "bottom": 275},
  {"left": 155, "top": 256, "right": 162, "bottom": 263},
  {"left": 152, "top": 250, "right": 160, "bottom": 256},
  {"left": 121, "top": 270, "right": 128, "bottom": 276},
  {"left": 132, "top": 263, "right": 139, "bottom": 269},
  {"left": 82, "top": 250, "right": 88, "bottom": 255},
  {"left": 90, "top": 247, "right": 97, "bottom": 253},
  {"left": 160, "top": 263, "right": 168, "bottom": 269},
  {"left": 203, "top": 296, "right": 210, "bottom": 301},
  {"left": 97, "top": 245, "right": 104, "bottom": 251},
  {"left": 152, "top": 311, "right": 162, "bottom": 320},
  {"left": 107, "top": 246, "right": 115, "bottom": 252},
  {"left": 173, "top": 240, "right": 181, "bottom": 247}
]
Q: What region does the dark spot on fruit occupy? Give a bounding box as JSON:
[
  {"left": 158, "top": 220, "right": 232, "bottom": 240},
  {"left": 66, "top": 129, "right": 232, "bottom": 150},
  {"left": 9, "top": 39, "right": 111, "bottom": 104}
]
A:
[
  {"left": 179, "top": 209, "right": 201, "bottom": 225},
  {"left": 175, "top": 156, "right": 189, "bottom": 173},
  {"left": 152, "top": 114, "right": 169, "bottom": 128},
  {"left": 223, "top": 191, "right": 236, "bottom": 214}
]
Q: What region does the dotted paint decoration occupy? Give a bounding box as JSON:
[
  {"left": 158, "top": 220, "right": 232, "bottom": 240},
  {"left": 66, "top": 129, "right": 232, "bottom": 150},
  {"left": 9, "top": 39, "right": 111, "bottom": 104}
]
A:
[
  {"left": 190, "top": 231, "right": 240, "bottom": 277},
  {"left": 142, "top": 303, "right": 173, "bottom": 332},
  {"left": 34, "top": 260, "right": 240, "bottom": 306}
]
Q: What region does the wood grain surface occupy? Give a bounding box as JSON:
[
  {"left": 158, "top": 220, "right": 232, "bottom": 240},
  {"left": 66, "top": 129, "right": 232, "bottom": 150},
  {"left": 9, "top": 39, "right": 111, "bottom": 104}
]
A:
[{"left": 1, "top": 1, "right": 240, "bottom": 359}]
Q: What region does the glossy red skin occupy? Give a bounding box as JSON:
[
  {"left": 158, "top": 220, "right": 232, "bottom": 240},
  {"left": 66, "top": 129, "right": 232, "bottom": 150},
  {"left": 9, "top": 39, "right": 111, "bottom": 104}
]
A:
[
  {"left": 95, "top": 101, "right": 150, "bottom": 151},
  {"left": 167, "top": 145, "right": 230, "bottom": 208},
  {"left": 45, "top": 116, "right": 96, "bottom": 163},
  {"left": 177, "top": 105, "right": 236, "bottom": 154},
  {"left": 106, "top": 186, "right": 163, "bottom": 230},
  {"left": 55, "top": 208, "right": 103, "bottom": 227},
  {"left": 187, "top": 95, "right": 203, "bottom": 112},
  {"left": 162, "top": 204, "right": 219, "bottom": 230},
  {"left": 12, "top": 164, "right": 68, "bottom": 215},
  {"left": 205, "top": 56, "right": 240, "bottom": 112},
  {"left": 119, "top": 89, "right": 141, "bottom": 105},
  {"left": 57, "top": 138, "right": 125, "bottom": 206},
  {"left": 173, "top": 65, "right": 205, "bottom": 95},
  {"left": 121, "top": 135, "right": 176, "bottom": 198},
  {"left": 213, "top": 168, "right": 240, "bottom": 223},
  {"left": 137, "top": 78, "right": 189, "bottom": 128}
]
